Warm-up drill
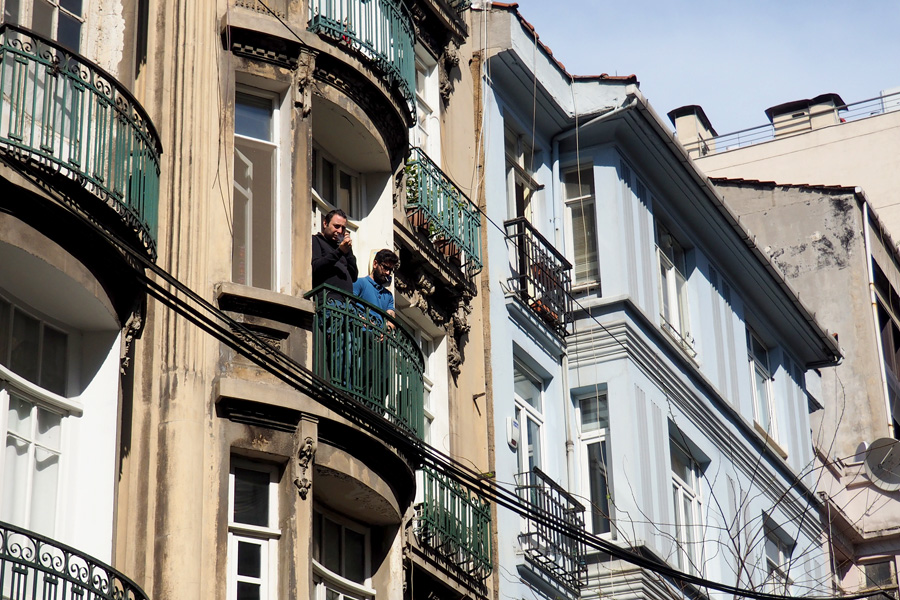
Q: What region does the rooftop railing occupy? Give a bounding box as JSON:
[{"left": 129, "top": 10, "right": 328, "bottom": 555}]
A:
[
  {"left": 305, "top": 284, "right": 425, "bottom": 439},
  {"left": 0, "top": 520, "right": 149, "bottom": 600},
  {"left": 0, "top": 23, "right": 162, "bottom": 258},
  {"left": 683, "top": 90, "right": 900, "bottom": 158},
  {"left": 406, "top": 147, "right": 482, "bottom": 277},
  {"left": 308, "top": 0, "right": 415, "bottom": 116},
  {"left": 415, "top": 466, "right": 492, "bottom": 580},
  {"left": 514, "top": 468, "right": 587, "bottom": 592},
  {"left": 504, "top": 217, "right": 572, "bottom": 339}
]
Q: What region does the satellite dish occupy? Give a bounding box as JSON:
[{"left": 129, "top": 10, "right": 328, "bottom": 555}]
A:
[{"left": 864, "top": 438, "right": 900, "bottom": 492}]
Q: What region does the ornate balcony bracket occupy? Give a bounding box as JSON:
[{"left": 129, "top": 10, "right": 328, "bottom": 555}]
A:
[{"left": 294, "top": 435, "right": 317, "bottom": 500}]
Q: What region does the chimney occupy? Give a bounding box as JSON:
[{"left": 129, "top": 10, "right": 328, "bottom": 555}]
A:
[
  {"left": 765, "top": 93, "right": 846, "bottom": 138},
  {"left": 668, "top": 105, "right": 718, "bottom": 159}
]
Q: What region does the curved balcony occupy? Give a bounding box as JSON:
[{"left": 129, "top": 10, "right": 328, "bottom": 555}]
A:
[
  {"left": 0, "top": 24, "right": 161, "bottom": 258},
  {"left": 0, "top": 520, "right": 149, "bottom": 600},
  {"left": 305, "top": 284, "right": 425, "bottom": 439},
  {"left": 406, "top": 147, "right": 482, "bottom": 277},
  {"left": 308, "top": 0, "right": 415, "bottom": 117}
]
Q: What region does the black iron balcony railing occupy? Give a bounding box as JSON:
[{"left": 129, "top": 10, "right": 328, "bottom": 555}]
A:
[
  {"left": 505, "top": 217, "right": 572, "bottom": 338},
  {"left": 0, "top": 24, "right": 162, "bottom": 258},
  {"left": 0, "top": 520, "right": 149, "bottom": 600},
  {"left": 515, "top": 468, "right": 587, "bottom": 591},
  {"left": 447, "top": 0, "right": 471, "bottom": 13},
  {"left": 305, "top": 284, "right": 425, "bottom": 439},
  {"left": 406, "top": 147, "right": 482, "bottom": 277},
  {"left": 308, "top": 0, "right": 415, "bottom": 116},
  {"left": 415, "top": 466, "right": 492, "bottom": 580}
]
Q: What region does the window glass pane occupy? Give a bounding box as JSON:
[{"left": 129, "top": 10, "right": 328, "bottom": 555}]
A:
[
  {"left": 0, "top": 297, "right": 9, "bottom": 364},
  {"left": 322, "top": 516, "right": 342, "bottom": 574},
  {"left": 579, "top": 394, "right": 608, "bottom": 431},
  {"left": 754, "top": 367, "right": 770, "bottom": 429},
  {"left": 30, "top": 445, "right": 59, "bottom": 536},
  {"left": 4, "top": 0, "right": 20, "bottom": 24},
  {"left": 236, "top": 582, "right": 260, "bottom": 600},
  {"left": 11, "top": 309, "right": 40, "bottom": 384},
  {"left": 527, "top": 418, "right": 541, "bottom": 471},
  {"left": 41, "top": 326, "right": 67, "bottom": 396},
  {"left": 513, "top": 366, "right": 541, "bottom": 412},
  {"left": 670, "top": 442, "right": 692, "bottom": 483},
  {"left": 865, "top": 562, "right": 894, "bottom": 588},
  {"left": 587, "top": 441, "right": 610, "bottom": 534},
  {"left": 564, "top": 168, "right": 593, "bottom": 200},
  {"left": 571, "top": 201, "right": 597, "bottom": 282},
  {"left": 321, "top": 159, "right": 335, "bottom": 205},
  {"left": 36, "top": 407, "right": 61, "bottom": 449},
  {"left": 235, "top": 93, "right": 273, "bottom": 141},
  {"left": 237, "top": 541, "right": 262, "bottom": 578},
  {"left": 60, "top": 0, "right": 83, "bottom": 14},
  {"left": 7, "top": 394, "right": 32, "bottom": 437},
  {"left": 338, "top": 171, "right": 353, "bottom": 216},
  {"left": 3, "top": 433, "right": 29, "bottom": 525},
  {"left": 233, "top": 468, "right": 270, "bottom": 526},
  {"left": 33, "top": 0, "right": 54, "bottom": 38},
  {"left": 344, "top": 528, "right": 365, "bottom": 583},
  {"left": 57, "top": 12, "right": 81, "bottom": 52},
  {"left": 232, "top": 138, "right": 275, "bottom": 290}
]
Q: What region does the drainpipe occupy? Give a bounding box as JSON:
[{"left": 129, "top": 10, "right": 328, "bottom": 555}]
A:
[
  {"left": 561, "top": 352, "right": 575, "bottom": 488},
  {"left": 862, "top": 198, "right": 895, "bottom": 436}
]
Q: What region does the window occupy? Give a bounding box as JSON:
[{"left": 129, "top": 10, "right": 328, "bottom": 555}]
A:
[
  {"left": 420, "top": 333, "right": 436, "bottom": 444},
  {"left": 233, "top": 90, "right": 279, "bottom": 291},
  {"left": 764, "top": 523, "right": 794, "bottom": 595},
  {"left": 312, "top": 509, "right": 374, "bottom": 600},
  {"left": 656, "top": 222, "right": 693, "bottom": 354},
  {"left": 748, "top": 329, "right": 777, "bottom": 440},
  {"left": 413, "top": 51, "right": 439, "bottom": 157},
  {"left": 863, "top": 561, "right": 898, "bottom": 599},
  {"left": 228, "top": 460, "right": 280, "bottom": 600},
  {"left": 564, "top": 166, "right": 597, "bottom": 285},
  {"left": 577, "top": 391, "right": 613, "bottom": 535},
  {"left": 505, "top": 124, "right": 540, "bottom": 221},
  {"left": 1, "top": 388, "right": 63, "bottom": 536},
  {"left": 671, "top": 438, "right": 702, "bottom": 575},
  {"left": 312, "top": 147, "right": 360, "bottom": 219},
  {"left": 0, "top": 296, "right": 68, "bottom": 397},
  {"left": 3, "top": 0, "right": 84, "bottom": 52},
  {"left": 514, "top": 362, "right": 543, "bottom": 474}
]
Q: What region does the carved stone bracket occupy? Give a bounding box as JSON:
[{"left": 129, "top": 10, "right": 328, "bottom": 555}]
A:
[
  {"left": 119, "top": 304, "right": 144, "bottom": 374},
  {"left": 439, "top": 39, "right": 460, "bottom": 104},
  {"left": 293, "top": 436, "right": 317, "bottom": 500},
  {"left": 293, "top": 50, "right": 316, "bottom": 118}
]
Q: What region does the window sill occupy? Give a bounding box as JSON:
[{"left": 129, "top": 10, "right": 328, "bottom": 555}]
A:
[
  {"left": 0, "top": 363, "right": 83, "bottom": 416},
  {"left": 312, "top": 559, "right": 376, "bottom": 598},
  {"left": 660, "top": 319, "right": 698, "bottom": 363},
  {"left": 753, "top": 421, "right": 788, "bottom": 459}
]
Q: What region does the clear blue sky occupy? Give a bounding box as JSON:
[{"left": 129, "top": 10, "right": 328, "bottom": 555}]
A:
[{"left": 508, "top": 0, "right": 900, "bottom": 135}]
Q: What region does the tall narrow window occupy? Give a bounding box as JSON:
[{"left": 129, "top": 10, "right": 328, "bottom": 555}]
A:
[
  {"left": 313, "top": 509, "right": 374, "bottom": 600},
  {"left": 4, "top": 0, "right": 84, "bottom": 52},
  {"left": 671, "top": 438, "right": 703, "bottom": 575},
  {"left": 564, "top": 167, "right": 597, "bottom": 284},
  {"left": 748, "top": 329, "right": 777, "bottom": 440},
  {"left": 0, "top": 297, "right": 68, "bottom": 396},
  {"left": 505, "top": 124, "right": 540, "bottom": 222},
  {"left": 578, "top": 391, "right": 613, "bottom": 535},
  {"left": 514, "top": 362, "right": 543, "bottom": 475},
  {"left": 228, "top": 460, "right": 280, "bottom": 600},
  {"left": 863, "top": 561, "right": 898, "bottom": 600},
  {"left": 764, "top": 523, "right": 794, "bottom": 595},
  {"left": 656, "top": 221, "right": 693, "bottom": 354},
  {"left": 233, "top": 90, "right": 278, "bottom": 290},
  {"left": 311, "top": 147, "right": 360, "bottom": 219}
]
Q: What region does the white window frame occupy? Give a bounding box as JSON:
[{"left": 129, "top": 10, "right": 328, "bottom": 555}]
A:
[
  {"left": 3, "top": 0, "right": 86, "bottom": 51},
  {"left": 227, "top": 459, "right": 281, "bottom": 600},
  {"left": 514, "top": 361, "right": 544, "bottom": 475},
  {"left": 563, "top": 165, "right": 598, "bottom": 287},
  {"left": 656, "top": 221, "right": 694, "bottom": 356},
  {"left": 504, "top": 122, "right": 540, "bottom": 222},
  {"left": 412, "top": 48, "right": 439, "bottom": 160},
  {"left": 763, "top": 524, "right": 794, "bottom": 595},
  {"left": 312, "top": 508, "right": 372, "bottom": 593},
  {"left": 0, "top": 295, "right": 69, "bottom": 397},
  {"left": 671, "top": 438, "right": 703, "bottom": 575},
  {"left": 233, "top": 86, "right": 286, "bottom": 292},
  {"left": 311, "top": 145, "right": 362, "bottom": 220},
  {"left": 748, "top": 328, "right": 778, "bottom": 441},
  {"left": 576, "top": 390, "right": 613, "bottom": 537}
]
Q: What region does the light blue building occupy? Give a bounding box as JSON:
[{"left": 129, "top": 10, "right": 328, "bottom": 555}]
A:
[{"left": 474, "top": 5, "right": 842, "bottom": 600}]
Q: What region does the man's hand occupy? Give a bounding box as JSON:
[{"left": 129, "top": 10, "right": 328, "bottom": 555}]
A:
[{"left": 338, "top": 234, "right": 353, "bottom": 254}]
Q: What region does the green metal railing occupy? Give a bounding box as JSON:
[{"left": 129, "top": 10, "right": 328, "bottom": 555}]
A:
[
  {"left": 308, "top": 0, "right": 415, "bottom": 116},
  {"left": 406, "top": 147, "right": 482, "bottom": 276},
  {"left": 447, "top": 0, "right": 471, "bottom": 13},
  {"left": 0, "top": 24, "right": 162, "bottom": 258},
  {"left": 0, "top": 520, "right": 149, "bottom": 600},
  {"left": 416, "top": 466, "right": 492, "bottom": 580},
  {"left": 305, "top": 284, "right": 425, "bottom": 439}
]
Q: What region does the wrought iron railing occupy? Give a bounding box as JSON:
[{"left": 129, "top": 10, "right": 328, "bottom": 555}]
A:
[
  {"left": 683, "top": 90, "right": 900, "bottom": 157},
  {"left": 0, "top": 520, "right": 149, "bottom": 600},
  {"left": 505, "top": 217, "right": 572, "bottom": 338},
  {"left": 415, "top": 466, "right": 492, "bottom": 580},
  {"left": 405, "top": 146, "right": 482, "bottom": 276},
  {"left": 305, "top": 284, "right": 425, "bottom": 439},
  {"left": 308, "top": 0, "right": 415, "bottom": 116},
  {"left": 447, "top": 0, "right": 471, "bottom": 13},
  {"left": 514, "top": 468, "right": 586, "bottom": 591},
  {"left": 0, "top": 23, "right": 162, "bottom": 258}
]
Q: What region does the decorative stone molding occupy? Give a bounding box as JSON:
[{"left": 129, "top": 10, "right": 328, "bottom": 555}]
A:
[
  {"left": 293, "top": 50, "right": 316, "bottom": 118},
  {"left": 294, "top": 435, "right": 317, "bottom": 500},
  {"left": 119, "top": 305, "right": 144, "bottom": 374},
  {"left": 439, "top": 39, "right": 460, "bottom": 104}
]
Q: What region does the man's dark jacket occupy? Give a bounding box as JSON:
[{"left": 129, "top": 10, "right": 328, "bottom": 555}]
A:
[{"left": 311, "top": 233, "right": 358, "bottom": 293}]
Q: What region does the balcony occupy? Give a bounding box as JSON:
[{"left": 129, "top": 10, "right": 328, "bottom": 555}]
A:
[
  {"left": 515, "top": 468, "right": 587, "bottom": 592},
  {"left": 504, "top": 217, "right": 572, "bottom": 339},
  {"left": 405, "top": 147, "right": 482, "bottom": 277},
  {"left": 305, "top": 284, "right": 425, "bottom": 439},
  {"left": 308, "top": 0, "right": 415, "bottom": 116},
  {"left": 415, "top": 466, "right": 492, "bottom": 580},
  {"left": 0, "top": 520, "right": 149, "bottom": 600},
  {"left": 0, "top": 24, "right": 162, "bottom": 258}
]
